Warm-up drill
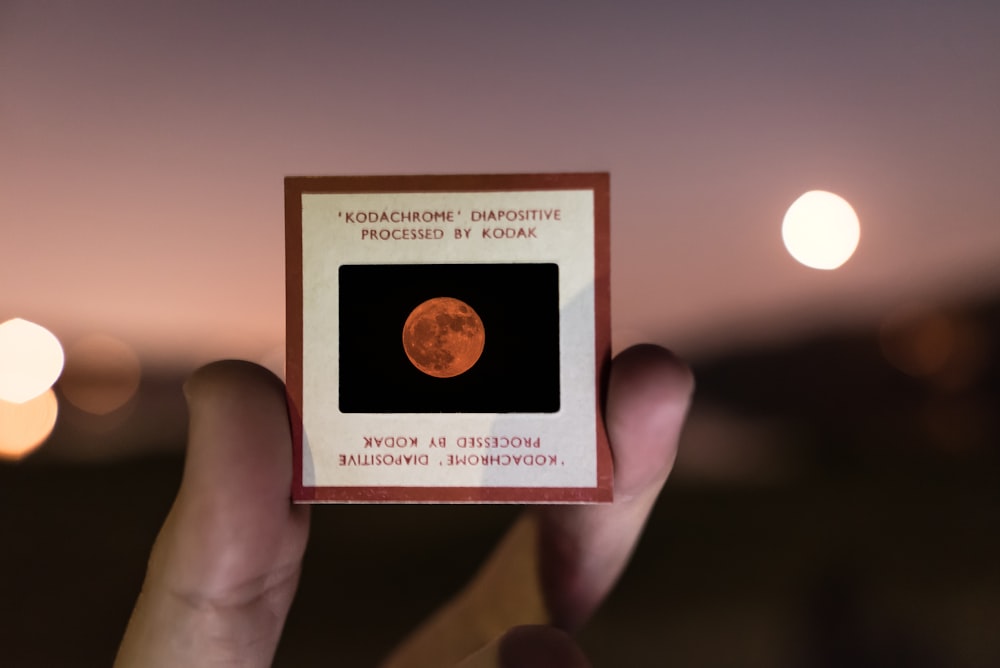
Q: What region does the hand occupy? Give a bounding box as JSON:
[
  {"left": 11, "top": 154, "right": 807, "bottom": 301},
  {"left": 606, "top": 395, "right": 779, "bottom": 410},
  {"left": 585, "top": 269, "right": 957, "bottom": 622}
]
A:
[{"left": 115, "top": 344, "right": 693, "bottom": 667}]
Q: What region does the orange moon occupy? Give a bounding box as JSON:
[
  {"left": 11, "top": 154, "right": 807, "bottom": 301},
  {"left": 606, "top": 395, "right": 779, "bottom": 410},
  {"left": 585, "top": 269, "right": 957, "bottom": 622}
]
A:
[{"left": 402, "top": 297, "right": 485, "bottom": 378}]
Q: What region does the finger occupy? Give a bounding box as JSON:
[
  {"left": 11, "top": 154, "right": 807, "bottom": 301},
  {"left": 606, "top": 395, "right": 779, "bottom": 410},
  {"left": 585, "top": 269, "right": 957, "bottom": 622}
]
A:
[
  {"left": 116, "top": 361, "right": 310, "bottom": 668},
  {"left": 454, "top": 626, "right": 592, "bottom": 668},
  {"left": 538, "top": 343, "right": 694, "bottom": 629},
  {"left": 383, "top": 344, "right": 693, "bottom": 666}
]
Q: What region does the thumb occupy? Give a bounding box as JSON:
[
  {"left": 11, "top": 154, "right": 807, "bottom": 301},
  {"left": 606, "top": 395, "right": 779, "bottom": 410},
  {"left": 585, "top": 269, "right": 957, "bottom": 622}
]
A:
[{"left": 116, "top": 361, "right": 309, "bottom": 667}]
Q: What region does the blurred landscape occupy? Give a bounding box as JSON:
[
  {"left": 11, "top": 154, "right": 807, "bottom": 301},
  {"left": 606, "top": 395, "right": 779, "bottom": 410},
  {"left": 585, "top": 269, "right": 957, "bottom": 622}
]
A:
[
  {"left": 2, "top": 2, "right": 998, "bottom": 665},
  {"left": 2, "top": 293, "right": 997, "bottom": 667}
]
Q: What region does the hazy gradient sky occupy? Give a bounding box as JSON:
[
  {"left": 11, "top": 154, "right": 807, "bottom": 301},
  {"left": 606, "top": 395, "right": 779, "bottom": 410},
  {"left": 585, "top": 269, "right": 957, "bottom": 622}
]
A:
[{"left": 2, "top": 1, "right": 999, "bottom": 365}]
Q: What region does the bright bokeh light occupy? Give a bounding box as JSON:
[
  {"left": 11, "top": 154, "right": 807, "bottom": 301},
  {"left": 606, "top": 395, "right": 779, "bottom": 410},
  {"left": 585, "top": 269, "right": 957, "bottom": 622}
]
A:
[
  {"left": 0, "top": 389, "right": 59, "bottom": 460},
  {"left": 259, "top": 343, "right": 287, "bottom": 381},
  {"left": 782, "top": 191, "right": 860, "bottom": 270},
  {"left": 59, "top": 334, "right": 142, "bottom": 415},
  {"left": 0, "top": 318, "right": 65, "bottom": 403}
]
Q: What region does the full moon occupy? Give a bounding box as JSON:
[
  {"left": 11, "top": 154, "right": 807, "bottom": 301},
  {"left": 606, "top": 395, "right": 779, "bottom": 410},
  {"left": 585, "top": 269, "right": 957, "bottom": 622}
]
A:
[
  {"left": 782, "top": 190, "right": 861, "bottom": 270},
  {"left": 402, "top": 297, "right": 485, "bottom": 378}
]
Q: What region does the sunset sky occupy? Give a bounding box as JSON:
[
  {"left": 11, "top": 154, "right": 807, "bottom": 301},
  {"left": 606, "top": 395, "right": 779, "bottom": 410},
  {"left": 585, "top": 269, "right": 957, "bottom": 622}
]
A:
[{"left": 3, "top": 1, "right": 999, "bottom": 367}]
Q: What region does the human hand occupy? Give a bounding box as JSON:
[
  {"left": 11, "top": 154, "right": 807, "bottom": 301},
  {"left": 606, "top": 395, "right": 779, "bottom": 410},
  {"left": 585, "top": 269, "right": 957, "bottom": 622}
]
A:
[{"left": 115, "top": 344, "right": 693, "bottom": 667}]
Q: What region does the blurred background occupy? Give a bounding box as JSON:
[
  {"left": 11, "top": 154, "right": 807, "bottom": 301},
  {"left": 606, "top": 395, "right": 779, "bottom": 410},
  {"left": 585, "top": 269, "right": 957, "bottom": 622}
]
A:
[{"left": 2, "top": 1, "right": 998, "bottom": 665}]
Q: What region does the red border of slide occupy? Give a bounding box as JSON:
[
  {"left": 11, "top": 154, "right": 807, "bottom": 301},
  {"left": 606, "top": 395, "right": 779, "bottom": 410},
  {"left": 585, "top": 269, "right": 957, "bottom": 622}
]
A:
[{"left": 285, "top": 173, "right": 611, "bottom": 503}]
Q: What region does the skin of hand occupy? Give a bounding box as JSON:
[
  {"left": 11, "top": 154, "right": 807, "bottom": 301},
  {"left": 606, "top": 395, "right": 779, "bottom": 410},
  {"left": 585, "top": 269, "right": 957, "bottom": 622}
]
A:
[{"left": 115, "top": 344, "right": 693, "bottom": 667}]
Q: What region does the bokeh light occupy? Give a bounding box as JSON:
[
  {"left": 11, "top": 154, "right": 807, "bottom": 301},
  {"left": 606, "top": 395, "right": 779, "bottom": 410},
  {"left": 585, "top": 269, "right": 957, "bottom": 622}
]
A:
[
  {"left": 0, "top": 389, "right": 59, "bottom": 460},
  {"left": 880, "top": 305, "right": 989, "bottom": 390},
  {"left": 782, "top": 191, "right": 860, "bottom": 270},
  {"left": 259, "top": 343, "right": 287, "bottom": 381},
  {"left": 881, "top": 308, "right": 955, "bottom": 377},
  {"left": 58, "top": 334, "right": 142, "bottom": 415},
  {"left": 0, "top": 318, "right": 65, "bottom": 403}
]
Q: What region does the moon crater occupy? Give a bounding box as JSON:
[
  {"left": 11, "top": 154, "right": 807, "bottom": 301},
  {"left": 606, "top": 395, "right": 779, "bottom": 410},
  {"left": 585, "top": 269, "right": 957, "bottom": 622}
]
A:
[{"left": 402, "top": 297, "right": 485, "bottom": 378}]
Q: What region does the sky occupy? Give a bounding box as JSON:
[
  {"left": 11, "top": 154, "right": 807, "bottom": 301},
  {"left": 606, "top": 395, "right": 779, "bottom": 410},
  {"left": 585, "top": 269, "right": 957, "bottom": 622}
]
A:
[{"left": 2, "top": 0, "right": 999, "bottom": 367}]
